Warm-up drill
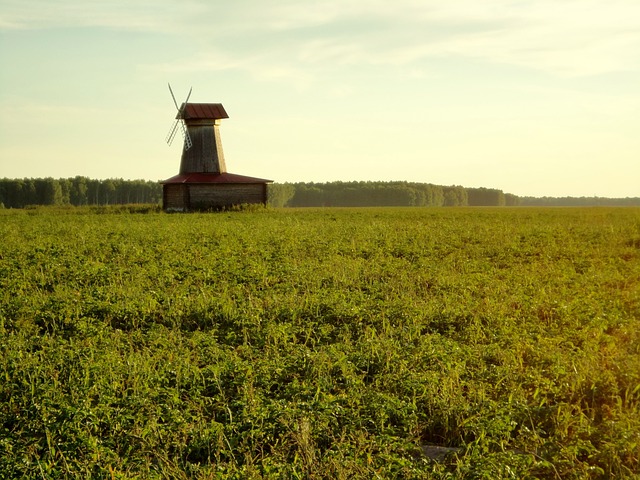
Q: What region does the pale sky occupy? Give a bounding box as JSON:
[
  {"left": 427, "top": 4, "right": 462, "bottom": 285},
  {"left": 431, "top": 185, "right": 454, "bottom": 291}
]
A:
[{"left": 1, "top": 0, "right": 639, "bottom": 197}]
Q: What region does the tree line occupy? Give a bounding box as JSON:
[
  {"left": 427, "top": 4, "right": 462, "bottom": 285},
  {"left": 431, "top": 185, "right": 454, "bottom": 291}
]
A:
[
  {"left": 269, "top": 182, "right": 638, "bottom": 207},
  {"left": 1, "top": 177, "right": 637, "bottom": 209},
  {"left": 518, "top": 196, "right": 640, "bottom": 207},
  {"left": 0, "top": 177, "right": 162, "bottom": 208},
  {"left": 268, "top": 182, "right": 520, "bottom": 207}
]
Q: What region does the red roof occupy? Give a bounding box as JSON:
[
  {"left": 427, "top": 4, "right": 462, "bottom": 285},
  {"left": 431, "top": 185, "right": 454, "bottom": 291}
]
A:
[
  {"left": 178, "top": 103, "right": 229, "bottom": 120},
  {"left": 162, "top": 172, "right": 272, "bottom": 184}
]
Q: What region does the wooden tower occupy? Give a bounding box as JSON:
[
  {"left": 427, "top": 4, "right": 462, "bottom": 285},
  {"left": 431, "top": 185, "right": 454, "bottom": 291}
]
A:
[{"left": 162, "top": 85, "right": 271, "bottom": 211}]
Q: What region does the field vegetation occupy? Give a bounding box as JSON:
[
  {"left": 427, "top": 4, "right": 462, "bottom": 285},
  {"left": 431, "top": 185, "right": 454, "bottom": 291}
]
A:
[{"left": 1, "top": 206, "right": 639, "bottom": 478}]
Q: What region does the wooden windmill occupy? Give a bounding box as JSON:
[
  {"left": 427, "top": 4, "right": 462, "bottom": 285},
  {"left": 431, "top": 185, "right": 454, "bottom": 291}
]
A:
[{"left": 162, "top": 84, "right": 271, "bottom": 211}]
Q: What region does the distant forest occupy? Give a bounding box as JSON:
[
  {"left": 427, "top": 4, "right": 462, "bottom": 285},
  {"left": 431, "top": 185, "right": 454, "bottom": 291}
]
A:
[
  {"left": 0, "top": 177, "right": 638, "bottom": 208},
  {"left": 268, "top": 182, "right": 640, "bottom": 207},
  {"left": 0, "top": 177, "right": 161, "bottom": 208}
]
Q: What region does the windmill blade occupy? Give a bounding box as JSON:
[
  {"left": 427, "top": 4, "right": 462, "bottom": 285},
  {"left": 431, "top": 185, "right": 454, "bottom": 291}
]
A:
[
  {"left": 168, "top": 83, "right": 180, "bottom": 111},
  {"left": 178, "top": 86, "right": 193, "bottom": 149},
  {"left": 166, "top": 119, "right": 180, "bottom": 146},
  {"left": 178, "top": 87, "right": 193, "bottom": 119},
  {"left": 183, "top": 87, "right": 193, "bottom": 109},
  {"left": 166, "top": 84, "right": 193, "bottom": 149},
  {"left": 181, "top": 122, "right": 193, "bottom": 150}
]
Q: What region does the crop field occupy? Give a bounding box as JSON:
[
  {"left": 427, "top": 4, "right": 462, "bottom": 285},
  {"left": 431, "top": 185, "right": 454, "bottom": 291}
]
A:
[{"left": 1, "top": 206, "right": 639, "bottom": 479}]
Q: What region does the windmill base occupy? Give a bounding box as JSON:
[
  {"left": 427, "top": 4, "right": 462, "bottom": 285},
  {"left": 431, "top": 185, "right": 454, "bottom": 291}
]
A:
[{"left": 162, "top": 182, "right": 268, "bottom": 212}]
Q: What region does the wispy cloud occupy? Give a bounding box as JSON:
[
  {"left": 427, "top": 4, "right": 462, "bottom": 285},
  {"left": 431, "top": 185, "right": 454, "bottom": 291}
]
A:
[
  {"left": 263, "top": 0, "right": 640, "bottom": 76},
  {"left": 3, "top": 0, "right": 639, "bottom": 78},
  {"left": 0, "top": 0, "right": 189, "bottom": 31},
  {"left": 185, "top": 0, "right": 640, "bottom": 79}
]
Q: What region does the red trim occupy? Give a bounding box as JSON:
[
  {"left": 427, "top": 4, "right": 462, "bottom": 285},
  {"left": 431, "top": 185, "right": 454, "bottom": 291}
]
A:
[{"left": 162, "top": 172, "right": 272, "bottom": 184}]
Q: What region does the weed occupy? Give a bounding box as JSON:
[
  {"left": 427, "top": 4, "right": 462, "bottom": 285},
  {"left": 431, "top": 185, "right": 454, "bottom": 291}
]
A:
[{"left": 1, "top": 207, "right": 638, "bottom": 478}]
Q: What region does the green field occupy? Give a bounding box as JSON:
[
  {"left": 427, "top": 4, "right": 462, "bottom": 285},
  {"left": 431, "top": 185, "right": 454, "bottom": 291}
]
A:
[{"left": 1, "top": 207, "right": 639, "bottom": 479}]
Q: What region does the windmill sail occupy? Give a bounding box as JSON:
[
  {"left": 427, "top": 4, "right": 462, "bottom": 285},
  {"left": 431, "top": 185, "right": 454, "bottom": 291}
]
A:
[
  {"left": 166, "top": 119, "right": 180, "bottom": 146},
  {"left": 168, "top": 83, "right": 180, "bottom": 111},
  {"left": 180, "top": 121, "right": 192, "bottom": 150},
  {"left": 166, "top": 84, "right": 193, "bottom": 151}
]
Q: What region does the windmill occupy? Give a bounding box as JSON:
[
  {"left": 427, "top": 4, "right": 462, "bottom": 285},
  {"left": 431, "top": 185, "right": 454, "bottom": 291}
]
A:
[
  {"left": 166, "top": 83, "right": 193, "bottom": 150},
  {"left": 160, "top": 86, "right": 272, "bottom": 211}
]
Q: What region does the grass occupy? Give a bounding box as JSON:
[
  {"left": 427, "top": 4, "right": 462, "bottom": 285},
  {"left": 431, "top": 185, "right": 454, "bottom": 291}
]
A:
[{"left": 1, "top": 206, "right": 639, "bottom": 478}]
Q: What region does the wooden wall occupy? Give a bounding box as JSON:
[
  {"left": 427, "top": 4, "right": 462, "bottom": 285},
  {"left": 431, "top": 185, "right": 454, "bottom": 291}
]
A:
[
  {"left": 163, "top": 184, "right": 188, "bottom": 211},
  {"left": 189, "top": 184, "right": 266, "bottom": 209},
  {"left": 163, "top": 183, "right": 267, "bottom": 211},
  {"left": 179, "top": 121, "right": 227, "bottom": 174}
]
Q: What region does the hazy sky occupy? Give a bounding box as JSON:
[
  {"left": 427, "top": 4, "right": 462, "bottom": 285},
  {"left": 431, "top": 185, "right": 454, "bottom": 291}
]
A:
[{"left": 1, "top": 1, "right": 639, "bottom": 197}]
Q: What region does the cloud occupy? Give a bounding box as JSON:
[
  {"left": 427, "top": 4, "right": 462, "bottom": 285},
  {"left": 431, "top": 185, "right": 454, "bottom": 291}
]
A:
[
  {"left": 276, "top": 0, "right": 640, "bottom": 76},
  {"left": 436, "top": 0, "right": 640, "bottom": 76},
  {"left": 187, "top": 0, "right": 640, "bottom": 78},
  {"left": 4, "top": 0, "right": 639, "bottom": 78},
  {"left": 0, "top": 98, "right": 113, "bottom": 123},
  {"left": 0, "top": 0, "right": 189, "bottom": 31},
  {"left": 141, "top": 50, "right": 315, "bottom": 91}
]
